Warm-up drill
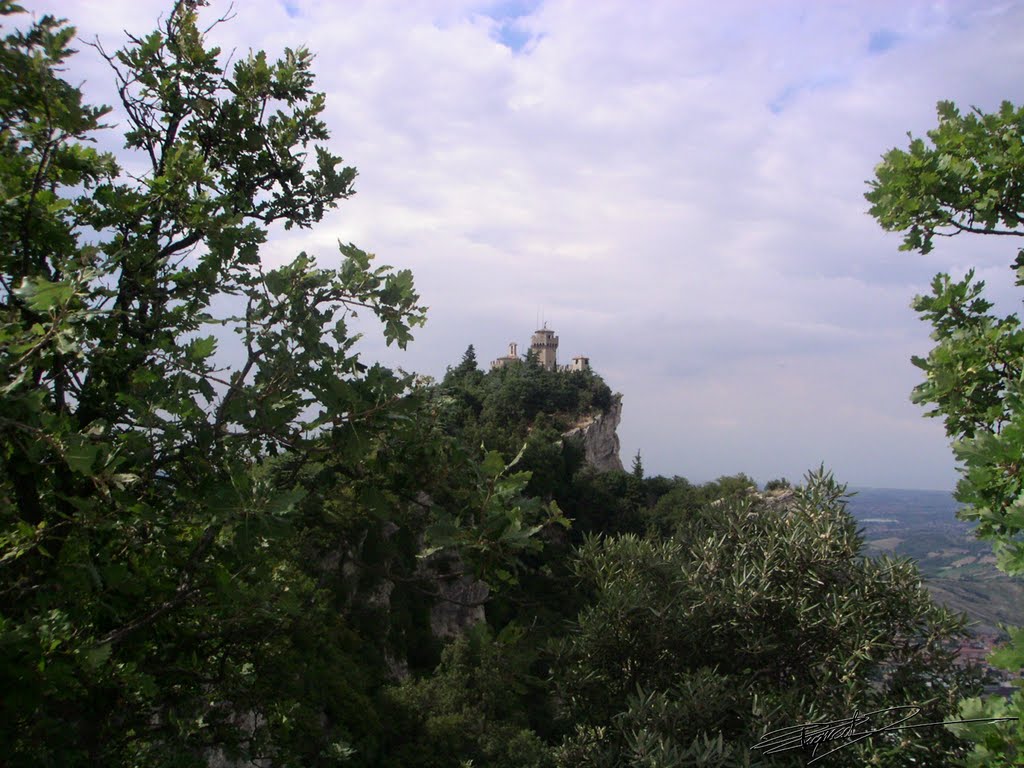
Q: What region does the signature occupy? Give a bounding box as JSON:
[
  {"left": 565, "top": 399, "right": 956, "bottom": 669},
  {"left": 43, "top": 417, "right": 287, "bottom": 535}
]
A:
[{"left": 753, "top": 706, "right": 1016, "bottom": 764}]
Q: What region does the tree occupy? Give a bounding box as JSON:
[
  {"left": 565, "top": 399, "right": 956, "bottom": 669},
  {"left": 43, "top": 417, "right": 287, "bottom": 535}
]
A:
[
  {"left": 457, "top": 344, "right": 479, "bottom": 374},
  {"left": 383, "top": 624, "right": 554, "bottom": 768},
  {"left": 867, "top": 100, "right": 1024, "bottom": 256},
  {"left": 867, "top": 99, "right": 1024, "bottom": 766},
  {"left": 0, "top": 5, "right": 566, "bottom": 761},
  {"left": 630, "top": 450, "right": 644, "bottom": 480},
  {"left": 0, "top": 3, "right": 432, "bottom": 763},
  {"left": 552, "top": 470, "right": 980, "bottom": 767}
]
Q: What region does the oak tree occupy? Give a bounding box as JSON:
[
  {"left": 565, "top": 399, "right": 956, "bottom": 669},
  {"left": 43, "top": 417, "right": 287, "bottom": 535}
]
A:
[
  {"left": 868, "top": 99, "right": 1024, "bottom": 766},
  {"left": 0, "top": 2, "right": 429, "bottom": 763}
]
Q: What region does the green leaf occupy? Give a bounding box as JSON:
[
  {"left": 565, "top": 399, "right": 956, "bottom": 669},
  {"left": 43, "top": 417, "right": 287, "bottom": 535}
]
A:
[
  {"left": 83, "top": 643, "right": 111, "bottom": 670},
  {"left": 989, "top": 629, "right": 1024, "bottom": 671},
  {"left": 357, "top": 486, "right": 390, "bottom": 518},
  {"left": 13, "top": 276, "right": 75, "bottom": 311},
  {"left": 423, "top": 516, "right": 461, "bottom": 551},
  {"left": 65, "top": 440, "right": 100, "bottom": 476},
  {"left": 264, "top": 488, "right": 305, "bottom": 517},
  {"left": 207, "top": 482, "right": 245, "bottom": 520},
  {"left": 264, "top": 269, "right": 289, "bottom": 295},
  {"left": 481, "top": 450, "right": 505, "bottom": 478},
  {"left": 187, "top": 335, "right": 217, "bottom": 362}
]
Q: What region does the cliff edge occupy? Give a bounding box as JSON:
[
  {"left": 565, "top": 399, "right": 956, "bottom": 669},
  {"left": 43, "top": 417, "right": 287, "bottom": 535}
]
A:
[{"left": 562, "top": 393, "right": 623, "bottom": 472}]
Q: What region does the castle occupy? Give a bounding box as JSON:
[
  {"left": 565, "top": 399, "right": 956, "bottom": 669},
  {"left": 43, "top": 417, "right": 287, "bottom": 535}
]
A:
[{"left": 491, "top": 324, "right": 590, "bottom": 372}]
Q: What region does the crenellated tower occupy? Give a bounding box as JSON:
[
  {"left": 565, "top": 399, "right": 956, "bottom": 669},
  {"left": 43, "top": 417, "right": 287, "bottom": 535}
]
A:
[
  {"left": 490, "top": 323, "right": 589, "bottom": 372},
  {"left": 530, "top": 324, "right": 559, "bottom": 371}
]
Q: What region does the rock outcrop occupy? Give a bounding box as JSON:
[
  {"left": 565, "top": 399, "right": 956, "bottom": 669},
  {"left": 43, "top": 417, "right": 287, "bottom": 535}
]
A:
[
  {"left": 563, "top": 393, "right": 623, "bottom": 472},
  {"left": 427, "top": 571, "right": 489, "bottom": 639},
  {"left": 411, "top": 499, "right": 489, "bottom": 640}
]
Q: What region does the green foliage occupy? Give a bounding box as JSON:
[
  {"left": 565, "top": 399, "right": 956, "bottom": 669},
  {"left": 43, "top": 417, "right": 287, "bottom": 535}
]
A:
[
  {"left": 384, "top": 624, "right": 554, "bottom": 768},
  {"left": 0, "top": 2, "right": 417, "bottom": 762},
  {"left": 0, "top": 7, "right": 995, "bottom": 765},
  {"left": 440, "top": 351, "right": 615, "bottom": 451},
  {"left": 630, "top": 450, "right": 643, "bottom": 480},
  {"left": 868, "top": 98, "right": 1024, "bottom": 765},
  {"left": 436, "top": 346, "right": 614, "bottom": 515},
  {"left": 866, "top": 100, "right": 1024, "bottom": 254},
  {"left": 552, "top": 469, "right": 979, "bottom": 767},
  {"left": 420, "top": 443, "right": 570, "bottom": 586},
  {"left": 643, "top": 474, "right": 755, "bottom": 538},
  {"left": 557, "top": 469, "right": 644, "bottom": 537},
  {"left": 456, "top": 344, "right": 480, "bottom": 375},
  {"left": 0, "top": 4, "right": 555, "bottom": 764}
]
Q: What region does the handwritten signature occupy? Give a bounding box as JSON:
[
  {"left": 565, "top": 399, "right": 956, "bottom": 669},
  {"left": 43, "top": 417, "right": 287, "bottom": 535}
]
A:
[{"left": 753, "top": 706, "right": 1016, "bottom": 763}]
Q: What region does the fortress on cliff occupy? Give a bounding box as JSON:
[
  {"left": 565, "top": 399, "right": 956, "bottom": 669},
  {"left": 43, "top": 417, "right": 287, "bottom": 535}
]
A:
[{"left": 490, "top": 324, "right": 590, "bottom": 372}]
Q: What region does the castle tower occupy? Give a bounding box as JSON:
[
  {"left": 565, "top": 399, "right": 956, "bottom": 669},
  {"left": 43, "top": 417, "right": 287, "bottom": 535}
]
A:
[
  {"left": 530, "top": 324, "right": 559, "bottom": 371},
  {"left": 569, "top": 355, "right": 590, "bottom": 372},
  {"left": 491, "top": 341, "right": 519, "bottom": 369}
]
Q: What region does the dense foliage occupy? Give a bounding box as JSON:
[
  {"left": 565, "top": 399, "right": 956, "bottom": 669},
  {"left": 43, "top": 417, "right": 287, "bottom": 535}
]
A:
[
  {"left": 553, "top": 471, "right": 976, "bottom": 767},
  {"left": 0, "top": 4, "right": 555, "bottom": 764},
  {"left": 0, "top": 4, "right": 987, "bottom": 766},
  {"left": 437, "top": 344, "right": 614, "bottom": 455},
  {"left": 868, "top": 99, "right": 1024, "bottom": 765}
]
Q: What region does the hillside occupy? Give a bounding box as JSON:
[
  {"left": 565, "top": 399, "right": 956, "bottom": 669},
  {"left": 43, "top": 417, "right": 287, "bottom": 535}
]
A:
[{"left": 849, "top": 488, "right": 1024, "bottom": 633}]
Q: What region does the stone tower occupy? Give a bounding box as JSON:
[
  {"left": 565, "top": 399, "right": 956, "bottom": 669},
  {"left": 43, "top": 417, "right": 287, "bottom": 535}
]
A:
[
  {"left": 491, "top": 342, "right": 519, "bottom": 369},
  {"left": 569, "top": 355, "right": 590, "bottom": 372},
  {"left": 530, "top": 324, "right": 559, "bottom": 371}
]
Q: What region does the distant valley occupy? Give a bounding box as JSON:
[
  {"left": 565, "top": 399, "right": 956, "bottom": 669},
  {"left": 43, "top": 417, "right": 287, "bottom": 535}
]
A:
[{"left": 848, "top": 487, "right": 1024, "bottom": 634}]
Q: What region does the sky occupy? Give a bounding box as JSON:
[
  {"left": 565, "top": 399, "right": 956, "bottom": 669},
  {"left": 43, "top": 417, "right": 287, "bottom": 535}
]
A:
[{"left": 45, "top": 0, "right": 1024, "bottom": 491}]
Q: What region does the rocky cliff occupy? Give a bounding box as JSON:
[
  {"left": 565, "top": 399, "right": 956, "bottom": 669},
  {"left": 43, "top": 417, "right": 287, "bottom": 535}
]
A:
[
  {"left": 563, "top": 393, "right": 623, "bottom": 472},
  {"left": 426, "top": 570, "right": 488, "bottom": 639}
]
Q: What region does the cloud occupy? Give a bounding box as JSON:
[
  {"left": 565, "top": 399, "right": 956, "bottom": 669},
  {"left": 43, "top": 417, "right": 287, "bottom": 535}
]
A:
[{"left": 56, "top": 0, "right": 1024, "bottom": 490}]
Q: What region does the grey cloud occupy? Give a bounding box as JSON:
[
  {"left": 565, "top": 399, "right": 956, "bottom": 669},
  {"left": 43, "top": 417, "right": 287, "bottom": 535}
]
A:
[{"left": 60, "top": 0, "right": 1024, "bottom": 489}]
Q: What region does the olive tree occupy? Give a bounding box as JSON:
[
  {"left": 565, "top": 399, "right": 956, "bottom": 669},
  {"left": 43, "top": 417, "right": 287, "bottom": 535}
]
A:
[{"left": 552, "top": 470, "right": 979, "bottom": 767}]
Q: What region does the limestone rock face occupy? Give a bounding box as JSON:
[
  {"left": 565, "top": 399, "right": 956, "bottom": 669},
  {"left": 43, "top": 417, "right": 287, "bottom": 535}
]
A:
[
  {"left": 563, "top": 393, "right": 624, "bottom": 472},
  {"left": 759, "top": 487, "right": 797, "bottom": 510},
  {"left": 414, "top": 549, "right": 489, "bottom": 639},
  {"left": 428, "top": 573, "right": 489, "bottom": 639}
]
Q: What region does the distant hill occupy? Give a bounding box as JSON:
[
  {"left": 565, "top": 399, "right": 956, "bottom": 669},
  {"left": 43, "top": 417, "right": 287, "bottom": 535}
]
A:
[{"left": 847, "top": 487, "right": 1023, "bottom": 634}]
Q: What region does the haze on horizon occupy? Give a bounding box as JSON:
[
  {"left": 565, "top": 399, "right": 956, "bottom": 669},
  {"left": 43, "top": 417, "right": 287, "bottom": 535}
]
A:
[{"left": 54, "top": 0, "right": 1024, "bottom": 492}]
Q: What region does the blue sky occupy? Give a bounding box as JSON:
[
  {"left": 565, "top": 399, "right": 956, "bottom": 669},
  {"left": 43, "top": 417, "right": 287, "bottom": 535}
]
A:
[
  {"left": 53, "top": 0, "right": 1024, "bottom": 490},
  {"left": 479, "top": 0, "right": 540, "bottom": 51}
]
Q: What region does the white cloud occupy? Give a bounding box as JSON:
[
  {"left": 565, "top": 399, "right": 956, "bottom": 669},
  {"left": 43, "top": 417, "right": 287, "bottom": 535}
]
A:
[{"left": 49, "top": 0, "right": 1024, "bottom": 489}]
